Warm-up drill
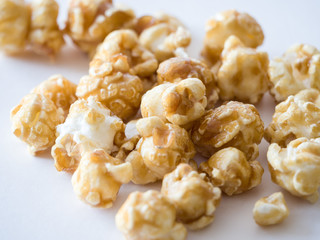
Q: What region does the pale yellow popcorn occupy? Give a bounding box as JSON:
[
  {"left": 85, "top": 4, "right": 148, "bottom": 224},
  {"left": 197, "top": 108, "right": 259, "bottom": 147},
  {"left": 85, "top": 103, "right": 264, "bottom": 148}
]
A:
[
  {"left": 116, "top": 190, "right": 187, "bottom": 240},
  {"left": 0, "top": 0, "right": 30, "bottom": 54},
  {"left": 217, "top": 36, "right": 269, "bottom": 104},
  {"left": 72, "top": 150, "right": 132, "bottom": 208},
  {"left": 202, "top": 10, "right": 264, "bottom": 64},
  {"left": 11, "top": 93, "right": 64, "bottom": 155},
  {"left": 51, "top": 97, "right": 125, "bottom": 173},
  {"left": 268, "top": 44, "right": 320, "bottom": 102},
  {"left": 267, "top": 138, "right": 320, "bottom": 203},
  {"left": 141, "top": 78, "right": 207, "bottom": 126},
  {"left": 253, "top": 192, "right": 289, "bottom": 226},
  {"left": 161, "top": 164, "right": 221, "bottom": 230},
  {"left": 265, "top": 89, "right": 320, "bottom": 147},
  {"left": 32, "top": 74, "right": 77, "bottom": 116},
  {"left": 192, "top": 101, "right": 264, "bottom": 161},
  {"left": 199, "top": 147, "right": 264, "bottom": 196}
]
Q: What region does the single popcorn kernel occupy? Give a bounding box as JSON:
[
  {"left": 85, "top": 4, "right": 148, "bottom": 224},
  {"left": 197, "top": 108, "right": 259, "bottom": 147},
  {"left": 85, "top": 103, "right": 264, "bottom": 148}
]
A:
[
  {"left": 72, "top": 150, "right": 132, "bottom": 208},
  {"left": 141, "top": 78, "right": 207, "bottom": 126},
  {"left": 267, "top": 137, "right": 320, "bottom": 203},
  {"left": 52, "top": 97, "right": 125, "bottom": 173},
  {"left": 265, "top": 89, "right": 320, "bottom": 147},
  {"left": 11, "top": 93, "right": 64, "bottom": 155},
  {"left": 217, "top": 36, "right": 269, "bottom": 104},
  {"left": 161, "top": 164, "right": 221, "bottom": 230},
  {"left": 192, "top": 101, "right": 264, "bottom": 161},
  {"left": 157, "top": 57, "right": 219, "bottom": 108},
  {"left": 202, "top": 10, "right": 264, "bottom": 64},
  {"left": 0, "top": 0, "right": 30, "bottom": 54},
  {"left": 116, "top": 190, "right": 187, "bottom": 240},
  {"left": 253, "top": 192, "right": 289, "bottom": 226},
  {"left": 268, "top": 44, "right": 320, "bottom": 102},
  {"left": 199, "top": 147, "right": 264, "bottom": 196}
]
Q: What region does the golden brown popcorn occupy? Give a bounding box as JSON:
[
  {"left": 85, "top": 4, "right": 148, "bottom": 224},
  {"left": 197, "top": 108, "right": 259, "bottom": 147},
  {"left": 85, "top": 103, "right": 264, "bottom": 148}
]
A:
[
  {"left": 11, "top": 93, "right": 64, "bottom": 155},
  {"left": 253, "top": 192, "right": 289, "bottom": 226},
  {"left": 202, "top": 10, "right": 264, "bottom": 64},
  {"left": 217, "top": 36, "right": 269, "bottom": 104},
  {"left": 268, "top": 44, "right": 320, "bottom": 102},
  {"left": 161, "top": 164, "right": 221, "bottom": 230},
  {"left": 157, "top": 57, "right": 219, "bottom": 108},
  {"left": 141, "top": 78, "right": 207, "bottom": 126},
  {"left": 116, "top": 190, "right": 187, "bottom": 240},
  {"left": 72, "top": 150, "right": 132, "bottom": 208},
  {"left": 51, "top": 97, "right": 125, "bottom": 173},
  {"left": 265, "top": 89, "right": 320, "bottom": 147},
  {"left": 267, "top": 137, "right": 320, "bottom": 203},
  {"left": 0, "top": 0, "right": 30, "bottom": 54},
  {"left": 199, "top": 147, "right": 264, "bottom": 196},
  {"left": 32, "top": 74, "right": 77, "bottom": 116},
  {"left": 192, "top": 101, "right": 264, "bottom": 161}
]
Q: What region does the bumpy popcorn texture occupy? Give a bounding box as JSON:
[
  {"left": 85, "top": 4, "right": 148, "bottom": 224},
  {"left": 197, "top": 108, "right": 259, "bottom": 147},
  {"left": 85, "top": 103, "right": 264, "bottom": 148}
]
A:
[
  {"left": 253, "top": 192, "right": 289, "bottom": 226},
  {"left": 116, "top": 190, "right": 187, "bottom": 240},
  {"left": 162, "top": 164, "right": 221, "bottom": 230},
  {"left": 267, "top": 137, "right": 320, "bottom": 203},
  {"left": 199, "top": 147, "right": 264, "bottom": 196}
]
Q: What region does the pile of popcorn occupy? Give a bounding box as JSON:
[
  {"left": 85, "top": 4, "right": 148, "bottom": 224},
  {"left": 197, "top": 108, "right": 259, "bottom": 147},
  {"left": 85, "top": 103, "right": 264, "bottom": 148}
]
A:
[{"left": 4, "top": 0, "right": 320, "bottom": 238}]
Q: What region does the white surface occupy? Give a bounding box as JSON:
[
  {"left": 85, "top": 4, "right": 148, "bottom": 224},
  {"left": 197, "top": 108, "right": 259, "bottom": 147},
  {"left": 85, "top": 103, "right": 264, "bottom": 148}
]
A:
[{"left": 1, "top": 0, "right": 320, "bottom": 239}]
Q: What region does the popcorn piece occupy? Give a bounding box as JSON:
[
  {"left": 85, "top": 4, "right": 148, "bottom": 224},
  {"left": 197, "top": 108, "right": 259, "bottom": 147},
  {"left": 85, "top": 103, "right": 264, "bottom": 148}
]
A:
[
  {"left": 51, "top": 97, "right": 125, "bottom": 172},
  {"left": 265, "top": 89, "right": 320, "bottom": 147},
  {"left": 157, "top": 57, "right": 219, "bottom": 108},
  {"left": 116, "top": 190, "right": 187, "bottom": 240},
  {"left": 11, "top": 93, "right": 64, "bottom": 155},
  {"left": 253, "top": 192, "right": 289, "bottom": 226},
  {"left": 141, "top": 78, "right": 207, "bottom": 126},
  {"left": 202, "top": 10, "right": 264, "bottom": 64},
  {"left": 161, "top": 164, "right": 221, "bottom": 230},
  {"left": 267, "top": 137, "right": 320, "bottom": 203},
  {"left": 72, "top": 150, "right": 132, "bottom": 208},
  {"left": 268, "top": 44, "right": 320, "bottom": 102},
  {"left": 217, "top": 36, "right": 269, "bottom": 104},
  {"left": 199, "top": 147, "right": 264, "bottom": 196},
  {"left": 192, "top": 101, "right": 264, "bottom": 161},
  {"left": 0, "top": 0, "right": 30, "bottom": 54}
]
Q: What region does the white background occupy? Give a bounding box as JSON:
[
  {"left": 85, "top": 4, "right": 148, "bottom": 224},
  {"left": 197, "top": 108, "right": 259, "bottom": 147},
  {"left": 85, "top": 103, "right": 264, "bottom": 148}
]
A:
[{"left": 1, "top": 0, "right": 320, "bottom": 239}]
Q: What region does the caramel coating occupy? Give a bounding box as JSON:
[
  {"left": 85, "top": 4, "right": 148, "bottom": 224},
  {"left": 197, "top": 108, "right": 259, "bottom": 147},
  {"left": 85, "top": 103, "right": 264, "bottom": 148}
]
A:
[
  {"left": 116, "top": 190, "right": 187, "bottom": 240},
  {"left": 11, "top": 93, "right": 64, "bottom": 155},
  {"left": 192, "top": 101, "right": 264, "bottom": 161},
  {"left": 217, "top": 36, "right": 269, "bottom": 103},
  {"left": 268, "top": 44, "right": 320, "bottom": 102},
  {"left": 161, "top": 164, "right": 221, "bottom": 230},
  {"left": 267, "top": 137, "right": 320, "bottom": 203},
  {"left": 72, "top": 150, "right": 132, "bottom": 208},
  {"left": 199, "top": 147, "right": 264, "bottom": 196},
  {"left": 202, "top": 10, "right": 264, "bottom": 64},
  {"left": 265, "top": 89, "right": 320, "bottom": 147}
]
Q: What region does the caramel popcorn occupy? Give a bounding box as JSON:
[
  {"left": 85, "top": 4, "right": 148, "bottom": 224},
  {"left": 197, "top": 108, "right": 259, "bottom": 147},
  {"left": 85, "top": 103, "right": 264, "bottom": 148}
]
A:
[
  {"left": 217, "top": 36, "right": 269, "bottom": 103},
  {"left": 11, "top": 93, "right": 64, "bottom": 155},
  {"left": 253, "top": 192, "right": 289, "bottom": 226},
  {"left": 265, "top": 89, "right": 320, "bottom": 147},
  {"left": 72, "top": 150, "right": 132, "bottom": 208},
  {"left": 116, "top": 190, "right": 187, "bottom": 240},
  {"left": 157, "top": 57, "right": 219, "bottom": 108},
  {"left": 141, "top": 78, "right": 207, "bottom": 126},
  {"left": 268, "top": 44, "right": 320, "bottom": 102},
  {"left": 161, "top": 164, "right": 221, "bottom": 230},
  {"left": 192, "top": 101, "right": 264, "bottom": 161},
  {"left": 199, "top": 147, "right": 264, "bottom": 196},
  {"left": 202, "top": 10, "right": 264, "bottom": 64},
  {"left": 267, "top": 137, "right": 320, "bottom": 203},
  {"left": 0, "top": 0, "right": 30, "bottom": 54},
  {"left": 51, "top": 97, "right": 125, "bottom": 172}
]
